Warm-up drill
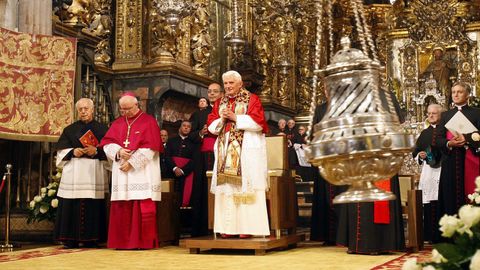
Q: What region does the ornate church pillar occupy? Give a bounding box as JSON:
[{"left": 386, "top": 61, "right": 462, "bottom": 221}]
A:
[
  {"left": 18, "top": 0, "right": 52, "bottom": 35},
  {"left": 113, "top": 0, "right": 144, "bottom": 70}
]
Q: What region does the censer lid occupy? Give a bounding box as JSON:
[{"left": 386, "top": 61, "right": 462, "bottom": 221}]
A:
[{"left": 321, "top": 37, "right": 380, "bottom": 76}]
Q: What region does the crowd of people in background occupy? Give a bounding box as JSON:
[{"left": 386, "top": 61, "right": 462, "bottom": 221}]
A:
[{"left": 54, "top": 70, "right": 479, "bottom": 257}]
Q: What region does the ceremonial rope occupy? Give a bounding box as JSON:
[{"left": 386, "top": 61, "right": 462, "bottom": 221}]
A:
[{"left": 0, "top": 174, "right": 6, "bottom": 194}]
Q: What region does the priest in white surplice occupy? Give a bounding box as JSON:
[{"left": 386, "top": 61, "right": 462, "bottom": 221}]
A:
[
  {"left": 100, "top": 93, "right": 163, "bottom": 249},
  {"left": 207, "top": 70, "right": 270, "bottom": 238},
  {"left": 55, "top": 98, "right": 109, "bottom": 248},
  {"left": 412, "top": 103, "right": 443, "bottom": 242}
]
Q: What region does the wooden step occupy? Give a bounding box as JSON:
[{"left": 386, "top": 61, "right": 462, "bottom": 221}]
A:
[{"left": 181, "top": 234, "right": 305, "bottom": 255}]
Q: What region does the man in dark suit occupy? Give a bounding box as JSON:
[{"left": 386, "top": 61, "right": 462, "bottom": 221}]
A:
[{"left": 437, "top": 82, "right": 480, "bottom": 220}]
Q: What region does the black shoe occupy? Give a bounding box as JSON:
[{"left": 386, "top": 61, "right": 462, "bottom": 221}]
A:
[{"left": 63, "top": 241, "right": 79, "bottom": 249}]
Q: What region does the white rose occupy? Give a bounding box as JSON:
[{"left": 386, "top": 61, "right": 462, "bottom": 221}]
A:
[
  {"left": 39, "top": 205, "right": 49, "bottom": 214},
  {"left": 439, "top": 214, "right": 461, "bottom": 237},
  {"left": 29, "top": 200, "right": 36, "bottom": 209},
  {"left": 470, "top": 250, "right": 480, "bottom": 270},
  {"left": 41, "top": 187, "right": 47, "bottom": 193},
  {"left": 34, "top": 195, "right": 42, "bottom": 203},
  {"left": 55, "top": 172, "right": 62, "bottom": 179},
  {"left": 476, "top": 177, "right": 480, "bottom": 192},
  {"left": 476, "top": 196, "right": 480, "bottom": 205},
  {"left": 422, "top": 266, "right": 435, "bottom": 270},
  {"left": 51, "top": 198, "right": 58, "bottom": 208},
  {"left": 41, "top": 193, "right": 46, "bottom": 198},
  {"left": 48, "top": 189, "right": 56, "bottom": 197},
  {"left": 457, "top": 205, "right": 480, "bottom": 236},
  {"left": 473, "top": 133, "right": 480, "bottom": 142},
  {"left": 402, "top": 258, "right": 421, "bottom": 270},
  {"left": 431, "top": 249, "right": 447, "bottom": 263},
  {"left": 47, "top": 183, "right": 53, "bottom": 189}
]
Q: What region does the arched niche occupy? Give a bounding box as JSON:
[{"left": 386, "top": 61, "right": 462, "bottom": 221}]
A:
[{"left": 156, "top": 90, "right": 199, "bottom": 137}]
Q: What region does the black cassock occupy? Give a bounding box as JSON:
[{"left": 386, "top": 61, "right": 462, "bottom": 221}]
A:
[
  {"left": 54, "top": 120, "right": 108, "bottom": 247},
  {"left": 164, "top": 134, "right": 203, "bottom": 237},
  {"left": 336, "top": 176, "right": 405, "bottom": 254},
  {"left": 189, "top": 108, "right": 212, "bottom": 237},
  {"left": 190, "top": 106, "right": 212, "bottom": 135},
  {"left": 437, "top": 106, "right": 480, "bottom": 218},
  {"left": 413, "top": 125, "right": 442, "bottom": 242},
  {"left": 310, "top": 102, "right": 341, "bottom": 243}
]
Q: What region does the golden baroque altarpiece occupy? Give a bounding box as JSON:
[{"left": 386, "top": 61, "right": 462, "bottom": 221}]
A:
[{"left": 51, "top": 0, "right": 480, "bottom": 127}]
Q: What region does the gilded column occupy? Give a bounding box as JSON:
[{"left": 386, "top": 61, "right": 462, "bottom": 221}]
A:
[
  {"left": 271, "top": 16, "right": 295, "bottom": 108},
  {"left": 295, "top": 19, "right": 314, "bottom": 115},
  {"left": 191, "top": 0, "right": 212, "bottom": 76},
  {"left": 113, "top": 0, "right": 144, "bottom": 70},
  {"left": 252, "top": 3, "right": 273, "bottom": 103}
]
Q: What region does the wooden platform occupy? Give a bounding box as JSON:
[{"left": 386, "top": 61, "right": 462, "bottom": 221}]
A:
[{"left": 181, "top": 234, "right": 305, "bottom": 255}]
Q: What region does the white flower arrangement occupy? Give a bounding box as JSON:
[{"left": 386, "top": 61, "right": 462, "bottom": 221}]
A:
[
  {"left": 404, "top": 176, "right": 480, "bottom": 269},
  {"left": 471, "top": 250, "right": 480, "bottom": 270},
  {"left": 27, "top": 169, "right": 61, "bottom": 223}
]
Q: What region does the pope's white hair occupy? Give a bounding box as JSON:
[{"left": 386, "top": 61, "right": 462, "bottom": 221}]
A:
[{"left": 222, "top": 70, "right": 242, "bottom": 82}]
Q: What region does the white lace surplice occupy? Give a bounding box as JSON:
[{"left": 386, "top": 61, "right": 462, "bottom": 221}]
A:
[{"left": 103, "top": 144, "right": 162, "bottom": 201}]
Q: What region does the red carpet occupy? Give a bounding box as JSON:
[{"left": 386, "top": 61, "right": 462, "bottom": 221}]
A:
[
  {"left": 371, "top": 248, "right": 432, "bottom": 269},
  {"left": 0, "top": 246, "right": 86, "bottom": 263}
]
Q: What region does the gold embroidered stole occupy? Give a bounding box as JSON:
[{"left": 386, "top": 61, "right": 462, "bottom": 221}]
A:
[{"left": 216, "top": 88, "right": 250, "bottom": 187}]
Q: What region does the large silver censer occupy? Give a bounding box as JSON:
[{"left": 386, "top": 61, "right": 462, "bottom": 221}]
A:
[{"left": 305, "top": 37, "right": 414, "bottom": 204}]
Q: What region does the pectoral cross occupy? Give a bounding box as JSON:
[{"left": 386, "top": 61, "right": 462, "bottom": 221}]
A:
[
  {"left": 124, "top": 126, "right": 131, "bottom": 147},
  {"left": 123, "top": 112, "right": 142, "bottom": 149}
]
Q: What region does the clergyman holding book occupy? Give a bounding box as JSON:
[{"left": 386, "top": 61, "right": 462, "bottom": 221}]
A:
[
  {"left": 55, "top": 98, "right": 109, "bottom": 248},
  {"left": 436, "top": 82, "right": 480, "bottom": 222}
]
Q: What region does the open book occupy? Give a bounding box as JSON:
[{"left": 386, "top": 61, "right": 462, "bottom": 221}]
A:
[
  {"left": 445, "top": 111, "right": 478, "bottom": 135},
  {"left": 79, "top": 130, "right": 99, "bottom": 147}
]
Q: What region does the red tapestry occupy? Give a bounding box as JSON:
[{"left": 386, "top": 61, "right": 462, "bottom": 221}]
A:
[{"left": 0, "top": 27, "right": 76, "bottom": 142}]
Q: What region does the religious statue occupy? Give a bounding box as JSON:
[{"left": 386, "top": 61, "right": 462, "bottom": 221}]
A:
[
  {"left": 150, "top": 12, "right": 177, "bottom": 61},
  {"left": 86, "top": 0, "right": 112, "bottom": 38},
  {"left": 94, "top": 39, "right": 112, "bottom": 66},
  {"left": 421, "top": 47, "right": 455, "bottom": 101},
  {"left": 58, "top": 0, "right": 91, "bottom": 27}
]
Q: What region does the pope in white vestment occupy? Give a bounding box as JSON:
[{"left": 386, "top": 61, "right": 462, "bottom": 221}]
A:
[{"left": 207, "top": 70, "right": 270, "bottom": 238}]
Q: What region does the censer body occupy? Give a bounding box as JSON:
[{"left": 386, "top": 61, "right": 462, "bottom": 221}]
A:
[{"left": 306, "top": 38, "right": 414, "bottom": 204}]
